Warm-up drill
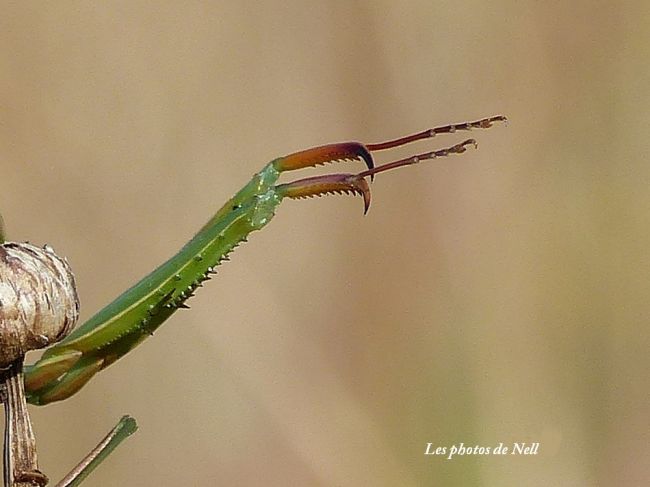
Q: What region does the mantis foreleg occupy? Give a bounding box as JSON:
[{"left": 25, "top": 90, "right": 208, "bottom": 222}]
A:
[{"left": 25, "top": 115, "right": 506, "bottom": 405}]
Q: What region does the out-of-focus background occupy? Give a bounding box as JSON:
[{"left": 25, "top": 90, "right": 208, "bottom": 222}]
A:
[{"left": 1, "top": 2, "right": 648, "bottom": 486}]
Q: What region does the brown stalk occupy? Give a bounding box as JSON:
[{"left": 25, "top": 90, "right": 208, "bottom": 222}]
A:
[{"left": 2, "top": 359, "right": 48, "bottom": 487}]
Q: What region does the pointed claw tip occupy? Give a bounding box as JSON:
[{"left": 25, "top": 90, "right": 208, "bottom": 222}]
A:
[
  {"left": 357, "top": 145, "right": 375, "bottom": 182},
  {"left": 362, "top": 188, "right": 371, "bottom": 214},
  {"left": 354, "top": 144, "right": 373, "bottom": 166}
]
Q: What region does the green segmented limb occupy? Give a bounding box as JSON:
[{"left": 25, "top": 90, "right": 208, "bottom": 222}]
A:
[
  {"left": 24, "top": 115, "right": 506, "bottom": 405},
  {"left": 26, "top": 162, "right": 286, "bottom": 404}
]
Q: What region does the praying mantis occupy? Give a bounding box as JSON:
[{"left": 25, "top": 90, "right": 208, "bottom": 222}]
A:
[
  {"left": 20, "top": 115, "right": 506, "bottom": 407},
  {"left": 0, "top": 115, "right": 507, "bottom": 486}
]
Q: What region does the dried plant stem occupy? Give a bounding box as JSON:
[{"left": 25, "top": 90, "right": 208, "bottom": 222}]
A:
[{"left": 2, "top": 358, "right": 48, "bottom": 487}]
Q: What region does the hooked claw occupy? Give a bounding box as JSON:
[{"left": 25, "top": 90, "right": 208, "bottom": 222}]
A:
[
  {"left": 275, "top": 142, "right": 374, "bottom": 179},
  {"left": 277, "top": 173, "right": 372, "bottom": 214},
  {"left": 275, "top": 115, "right": 506, "bottom": 213}
]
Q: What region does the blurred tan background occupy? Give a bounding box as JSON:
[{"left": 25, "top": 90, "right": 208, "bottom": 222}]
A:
[{"left": 1, "top": 2, "right": 648, "bottom": 486}]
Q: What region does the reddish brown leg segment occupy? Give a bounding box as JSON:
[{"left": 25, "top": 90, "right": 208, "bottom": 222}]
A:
[
  {"left": 357, "top": 138, "right": 478, "bottom": 179},
  {"left": 274, "top": 142, "right": 374, "bottom": 174},
  {"left": 366, "top": 115, "right": 507, "bottom": 151},
  {"left": 278, "top": 174, "right": 372, "bottom": 213},
  {"left": 276, "top": 115, "right": 506, "bottom": 213}
]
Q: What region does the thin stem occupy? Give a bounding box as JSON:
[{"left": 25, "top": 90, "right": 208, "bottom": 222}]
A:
[
  {"left": 0, "top": 213, "right": 5, "bottom": 244},
  {"left": 2, "top": 358, "right": 48, "bottom": 487},
  {"left": 55, "top": 416, "right": 138, "bottom": 487}
]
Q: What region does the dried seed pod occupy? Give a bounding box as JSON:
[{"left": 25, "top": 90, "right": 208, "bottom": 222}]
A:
[{"left": 0, "top": 242, "right": 79, "bottom": 367}]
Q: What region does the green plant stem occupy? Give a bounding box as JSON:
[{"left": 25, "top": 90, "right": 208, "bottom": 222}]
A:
[{"left": 54, "top": 416, "right": 137, "bottom": 487}]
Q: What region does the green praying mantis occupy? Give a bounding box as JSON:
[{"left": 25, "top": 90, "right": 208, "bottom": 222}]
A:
[{"left": 19, "top": 115, "right": 506, "bottom": 406}]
